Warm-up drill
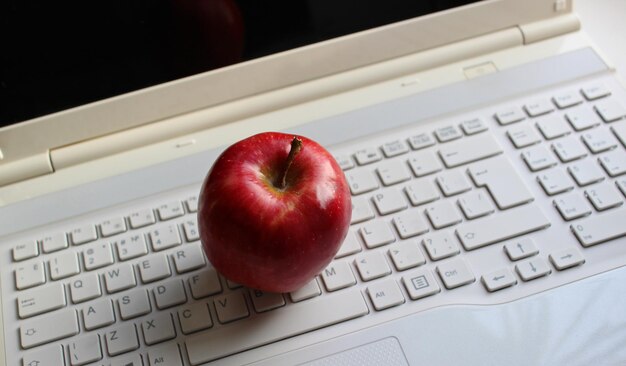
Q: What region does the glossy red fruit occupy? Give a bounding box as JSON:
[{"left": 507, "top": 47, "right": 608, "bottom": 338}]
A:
[{"left": 198, "top": 132, "right": 351, "bottom": 293}]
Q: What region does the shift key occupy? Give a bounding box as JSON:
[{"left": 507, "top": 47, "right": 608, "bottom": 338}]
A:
[{"left": 20, "top": 309, "right": 79, "bottom": 349}]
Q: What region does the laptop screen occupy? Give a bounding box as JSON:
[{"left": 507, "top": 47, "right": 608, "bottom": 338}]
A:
[{"left": 0, "top": 0, "right": 479, "bottom": 127}]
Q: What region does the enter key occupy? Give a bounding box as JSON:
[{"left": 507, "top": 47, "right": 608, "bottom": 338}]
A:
[{"left": 468, "top": 156, "right": 534, "bottom": 210}]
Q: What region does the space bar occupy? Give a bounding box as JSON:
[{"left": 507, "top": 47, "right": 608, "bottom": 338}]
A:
[{"left": 185, "top": 289, "right": 369, "bottom": 365}]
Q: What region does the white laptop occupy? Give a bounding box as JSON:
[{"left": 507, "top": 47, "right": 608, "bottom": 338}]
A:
[{"left": 2, "top": 0, "right": 626, "bottom": 365}]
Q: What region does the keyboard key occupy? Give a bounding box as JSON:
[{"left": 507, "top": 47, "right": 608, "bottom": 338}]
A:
[
  {"left": 179, "top": 303, "right": 213, "bottom": 334},
  {"left": 372, "top": 189, "right": 408, "bottom": 215},
  {"left": 22, "top": 345, "right": 65, "bottom": 366},
  {"left": 354, "top": 147, "right": 382, "bottom": 165},
  {"left": 82, "top": 299, "right": 115, "bottom": 330},
  {"left": 585, "top": 182, "right": 623, "bottom": 211},
  {"left": 457, "top": 190, "right": 495, "bottom": 219},
  {"left": 15, "top": 261, "right": 46, "bottom": 290},
  {"left": 70, "top": 225, "right": 98, "bottom": 245},
  {"left": 503, "top": 238, "right": 539, "bottom": 261},
  {"left": 105, "top": 323, "right": 140, "bottom": 356},
  {"left": 129, "top": 209, "right": 156, "bottom": 229},
  {"left": 360, "top": 221, "right": 395, "bottom": 248},
  {"left": 157, "top": 201, "right": 185, "bottom": 220},
  {"left": 143, "top": 313, "right": 177, "bottom": 345},
  {"left": 346, "top": 169, "right": 379, "bottom": 195},
  {"left": 68, "top": 333, "right": 103, "bottom": 366},
  {"left": 381, "top": 139, "right": 410, "bottom": 157},
  {"left": 460, "top": 117, "right": 488, "bottom": 135},
  {"left": 49, "top": 251, "right": 80, "bottom": 280},
  {"left": 185, "top": 289, "right": 368, "bottom": 365},
  {"left": 351, "top": 196, "right": 375, "bottom": 224},
  {"left": 139, "top": 254, "right": 172, "bottom": 283},
  {"left": 185, "top": 195, "right": 199, "bottom": 213},
  {"left": 582, "top": 128, "right": 618, "bottom": 153},
  {"left": 20, "top": 309, "right": 79, "bottom": 349},
  {"left": 599, "top": 149, "right": 626, "bottom": 177},
  {"left": 407, "top": 151, "right": 443, "bottom": 177},
  {"left": 515, "top": 257, "right": 551, "bottom": 281},
  {"left": 595, "top": 100, "right": 626, "bottom": 122},
  {"left": 456, "top": 204, "right": 550, "bottom": 250},
  {"left": 150, "top": 224, "right": 182, "bottom": 251},
  {"left": 469, "top": 156, "right": 534, "bottom": 209},
  {"left": 172, "top": 242, "right": 206, "bottom": 273},
  {"left": 521, "top": 145, "right": 558, "bottom": 171},
  {"left": 524, "top": 99, "right": 554, "bottom": 117},
  {"left": 354, "top": 251, "right": 391, "bottom": 281},
  {"left": 118, "top": 289, "right": 151, "bottom": 320},
  {"left": 551, "top": 135, "right": 588, "bottom": 162},
  {"left": 83, "top": 242, "right": 114, "bottom": 271},
  {"left": 182, "top": 218, "right": 200, "bottom": 242},
  {"left": 481, "top": 268, "right": 517, "bottom": 292},
  {"left": 114, "top": 233, "right": 148, "bottom": 261},
  {"left": 189, "top": 269, "right": 222, "bottom": 299},
  {"left": 392, "top": 210, "right": 429, "bottom": 239},
  {"left": 611, "top": 121, "right": 626, "bottom": 147},
  {"left": 436, "top": 170, "right": 472, "bottom": 196},
  {"left": 404, "top": 179, "right": 440, "bottom": 206},
  {"left": 104, "top": 263, "right": 137, "bottom": 293},
  {"left": 572, "top": 208, "right": 626, "bottom": 246},
  {"left": 388, "top": 240, "right": 426, "bottom": 271},
  {"left": 565, "top": 106, "right": 602, "bottom": 131},
  {"left": 425, "top": 200, "right": 462, "bottom": 229},
  {"left": 214, "top": 291, "right": 250, "bottom": 323},
  {"left": 553, "top": 91, "right": 583, "bottom": 109},
  {"left": 537, "top": 168, "right": 575, "bottom": 196},
  {"left": 495, "top": 108, "right": 525, "bottom": 125},
  {"left": 568, "top": 159, "right": 605, "bottom": 186},
  {"left": 334, "top": 154, "right": 355, "bottom": 170},
  {"left": 376, "top": 160, "right": 411, "bottom": 186},
  {"left": 148, "top": 343, "right": 183, "bottom": 366},
  {"left": 437, "top": 258, "right": 475, "bottom": 289},
  {"left": 335, "top": 231, "right": 362, "bottom": 258},
  {"left": 70, "top": 273, "right": 102, "bottom": 303},
  {"left": 402, "top": 269, "right": 440, "bottom": 300},
  {"left": 434, "top": 125, "right": 462, "bottom": 142},
  {"left": 408, "top": 133, "right": 436, "bottom": 150},
  {"left": 438, "top": 133, "right": 502, "bottom": 168},
  {"left": 17, "top": 282, "right": 66, "bottom": 318},
  {"left": 423, "top": 231, "right": 460, "bottom": 261},
  {"left": 617, "top": 178, "right": 626, "bottom": 197},
  {"left": 250, "top": 290, "right": 286, "bottom": 313},
  {"left": 289, "top": 278, "right": 322, "bottom": 303},
  {"left": 154, "top": 279, "right": 188, "bottom": 309},
  {"left": 42, "top": 232, "right": 69, "bottom": 253},
  {"left": 536, "top": 115, "right": 571, "bottom": 139},
  {"left": 554, "top": 192, "right": 593, "bottom": 220},
  {"left": 507, "top": 124, "right": 542, "bottom": 148},
  {"left": 111, "top": 354, "right": 143, "bottom": 366},
  {"left": 321, "top": 261, "right": 356, "bottom": 291},
  {"left": 581, "top": 84, "right": 611, "bottom": 100},
  {"left": 100, "top": 217, "right": 127, "bottom": 237},
  {"left": 367, "top": 278, "right": 404, "bottom": 310},
  {"left": 13, "top": 241, "right": 39, "bottom": 261},
  {"left": 549, "top": 248, "right": 585, "bottom": 270}
]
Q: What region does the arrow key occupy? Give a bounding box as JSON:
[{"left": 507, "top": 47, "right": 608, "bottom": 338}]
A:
[
  {"left": 503, "top": 238, "right": 539, "bottom": 261},
  {"left": 481, "top": 268, "right": 517, "bottom": 292},
  {"left": 516, "top": 257, "right": 551, "bottom": 281},
  {"left": 549, "top": 248, "right": 585, "bottom": 270}
]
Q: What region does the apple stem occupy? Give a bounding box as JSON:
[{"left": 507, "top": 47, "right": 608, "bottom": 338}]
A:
[{"left": 278, "top": 137, "right": 303, "bottom": 190}]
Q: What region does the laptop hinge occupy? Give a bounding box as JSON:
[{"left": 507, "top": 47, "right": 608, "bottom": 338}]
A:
[
  {"left": 519, "top": 13, "right": 580, "bottom": 44},
  {"left": 0, "top": 153, "right": 53, "bottom": 187}
]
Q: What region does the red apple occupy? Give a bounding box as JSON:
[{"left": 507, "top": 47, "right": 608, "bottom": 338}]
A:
[{"left": 198, "top": 132, "right": 352, "bottom": 293}]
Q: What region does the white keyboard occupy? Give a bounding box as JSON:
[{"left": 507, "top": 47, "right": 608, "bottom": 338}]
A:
[{"left": 4, "top": 77, "right": 626, "bottom": 366}]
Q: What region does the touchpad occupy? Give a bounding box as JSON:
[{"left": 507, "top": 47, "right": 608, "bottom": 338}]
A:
[{"left": 300, "top": 337, "right": 408, "bottom": 366}]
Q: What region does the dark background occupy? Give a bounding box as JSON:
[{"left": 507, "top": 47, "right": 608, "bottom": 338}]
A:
[{"left": 0, "top": 0, "right": 477, "bottom": 126}]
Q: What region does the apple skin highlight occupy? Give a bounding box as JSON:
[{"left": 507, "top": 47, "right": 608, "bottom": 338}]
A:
[{"left": 198, "top": 132, "right": 352, "bottom": 293}]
